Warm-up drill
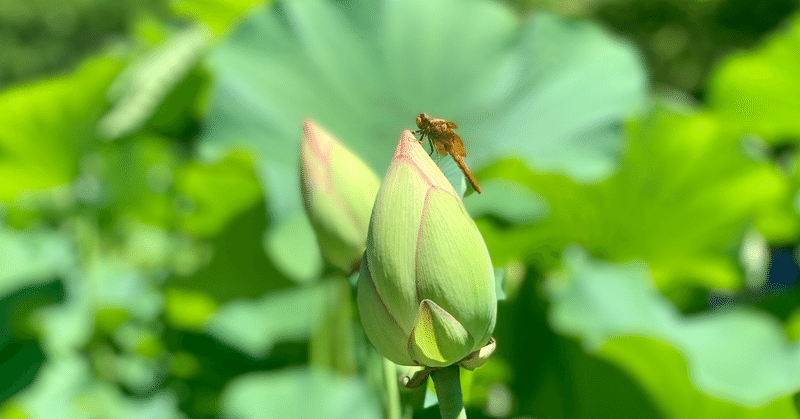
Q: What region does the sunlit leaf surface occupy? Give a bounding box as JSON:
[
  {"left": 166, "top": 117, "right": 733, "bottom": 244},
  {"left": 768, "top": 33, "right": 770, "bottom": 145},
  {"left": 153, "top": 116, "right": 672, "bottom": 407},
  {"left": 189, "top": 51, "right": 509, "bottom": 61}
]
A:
[
  {"left": 199, "top": 0, "right": 646, "bottom": 280},
  {"left": 478, "top": 105, "right": 798, "bottom": 290},
  {"left": 221, "top": 369, "right": 381, "bottom": 419},
  {"left": 708, "top": 14, "right": 800, "bottom": 142},
  {"left": 205, "top": 284, "right": 326, "bottom": 358},
  {"left": 0, "top": 59, "right": 121, "bottom": 201},
  {"left": 1, "top": 2, "right": 799, "bottom": 419},
  {"left": 549, "top": 246, "right": 800, "bottom": 416},
  {"left": 98, "top": 25, "right": 211, "bottom": 140}
]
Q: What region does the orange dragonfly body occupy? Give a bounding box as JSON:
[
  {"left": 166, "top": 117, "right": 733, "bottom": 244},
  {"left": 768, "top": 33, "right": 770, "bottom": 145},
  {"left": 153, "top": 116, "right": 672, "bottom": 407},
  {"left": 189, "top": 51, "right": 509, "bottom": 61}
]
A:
[{"left": 414, "top": 113, "right": 481, "bottom": 194}]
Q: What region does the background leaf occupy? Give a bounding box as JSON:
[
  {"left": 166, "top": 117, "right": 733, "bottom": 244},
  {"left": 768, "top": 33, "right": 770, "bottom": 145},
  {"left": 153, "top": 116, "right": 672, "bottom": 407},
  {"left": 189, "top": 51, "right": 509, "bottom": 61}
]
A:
[
  {"left": 3, "top": 1, "right": 800, "bottom": 418},
  {"left": 204, "top": 284, "right": 327, "bottom": 358},
  {"left": 0, "top": 58, "right": 121, "bottom": 201},
  {"left": 198, "top": 0, "right": 647, "bottom": 280},
  {"left": 220, "top": 368, "right": 381, "bottom": 419},
  {"left": 708, "top": 14, "right": 800, "bottom": 142},
  {"left": 98, "top": 25, "right": 211, "bottom": 140},
  {"left": 170, "top": 0, "right": 267, "bottom": 34},
  {"left": 478, "top": 104, "right": 798, "bottom": 291},
  {"left": 548, "top": 246, "right": 800, "bottom": 416}
]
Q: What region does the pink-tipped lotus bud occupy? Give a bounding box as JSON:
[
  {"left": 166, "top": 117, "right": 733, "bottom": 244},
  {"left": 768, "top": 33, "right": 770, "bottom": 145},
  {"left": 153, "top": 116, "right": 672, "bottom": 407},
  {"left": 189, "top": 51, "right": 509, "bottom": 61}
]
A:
[
  {"left": 358, "top": 130, "right": 496, "bottom": 368},
  {"left": 300, "top": 121, "right": 380, "bottom": 272}
]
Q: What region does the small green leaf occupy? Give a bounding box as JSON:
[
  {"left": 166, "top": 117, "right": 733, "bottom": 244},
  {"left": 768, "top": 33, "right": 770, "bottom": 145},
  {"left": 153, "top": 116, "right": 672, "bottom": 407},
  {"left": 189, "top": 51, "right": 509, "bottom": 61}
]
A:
[
  {"left": 221, "top": 369, "right": 381, "bottom": 419},
  {"left": 493, "top": 268, "right": 507, "bottom": 301},
  {"left": 11, "top": 356, "right": 181, "bottom": 419},
  {"left": 264, "top": 211, "right": 323, "bottom": 284},
  {"left": 204, "top": 284, "right": 327, "bottom": 358},
  {"left": 0, "top": 227, "right": 73, "bottom": 299}
]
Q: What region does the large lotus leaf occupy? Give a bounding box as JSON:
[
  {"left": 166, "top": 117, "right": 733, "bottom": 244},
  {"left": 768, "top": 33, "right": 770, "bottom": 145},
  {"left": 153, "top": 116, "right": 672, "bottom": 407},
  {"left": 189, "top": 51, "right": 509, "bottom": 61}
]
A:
[
  {"left": 477, "top": 105, "right": 798, "bottom": 291},
  {"left": 199, "top": 0, "right": 646, "bottom": 281},
  {"left": 220, "top": 368, "right": 381, "bottom": 419},
  {"left": 548, "top": 246, "right": 800, "bottom": 416},
  {"left": 707, "top": 13, "right": 800, "bottom": 142},
  {"left": 0, "top": 58, "right": 121, "bottom": 202}
]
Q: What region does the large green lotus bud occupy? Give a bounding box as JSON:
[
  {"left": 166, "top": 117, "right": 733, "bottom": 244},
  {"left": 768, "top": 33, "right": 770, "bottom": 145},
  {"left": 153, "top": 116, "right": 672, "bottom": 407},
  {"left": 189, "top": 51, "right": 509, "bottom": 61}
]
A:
[
  {"left": 300, "top": 121, "right": 380, "bottom": 273},
  {"left": 358, "top": 130, "right": 496, "bottom": 368}
]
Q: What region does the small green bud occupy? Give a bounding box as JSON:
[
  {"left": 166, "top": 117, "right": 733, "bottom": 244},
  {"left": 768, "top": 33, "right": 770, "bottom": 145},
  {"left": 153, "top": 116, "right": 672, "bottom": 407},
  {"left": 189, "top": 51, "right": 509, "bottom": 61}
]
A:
[
  {"left": 358, "top": 130, "right": 496, "bottom": 368},
  {"left": 300, "top": 121, "right": 380, "bottom": 273}
]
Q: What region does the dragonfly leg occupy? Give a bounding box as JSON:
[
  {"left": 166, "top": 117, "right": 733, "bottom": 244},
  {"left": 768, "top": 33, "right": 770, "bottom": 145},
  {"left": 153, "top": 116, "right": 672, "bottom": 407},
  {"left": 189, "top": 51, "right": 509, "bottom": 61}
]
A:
[{"left": 412, "top": 129, "right": 431, "bottom": 155}]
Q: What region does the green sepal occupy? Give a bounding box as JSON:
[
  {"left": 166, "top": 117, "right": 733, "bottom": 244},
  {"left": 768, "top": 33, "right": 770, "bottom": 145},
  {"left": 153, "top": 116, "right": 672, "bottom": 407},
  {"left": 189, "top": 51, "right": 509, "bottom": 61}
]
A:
[{"left": 408, "top": 299, "right": 473, "bottom": 367}]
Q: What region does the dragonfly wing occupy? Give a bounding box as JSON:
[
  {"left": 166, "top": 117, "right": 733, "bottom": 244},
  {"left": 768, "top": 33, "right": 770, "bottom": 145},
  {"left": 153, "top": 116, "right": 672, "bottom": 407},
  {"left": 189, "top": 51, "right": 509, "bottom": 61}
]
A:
[
  {"left": 451, "top": 134, "right": 466, "bottom": 157},
  {"left": 434, "top": 137, "right": 449, "bottom": 155}
]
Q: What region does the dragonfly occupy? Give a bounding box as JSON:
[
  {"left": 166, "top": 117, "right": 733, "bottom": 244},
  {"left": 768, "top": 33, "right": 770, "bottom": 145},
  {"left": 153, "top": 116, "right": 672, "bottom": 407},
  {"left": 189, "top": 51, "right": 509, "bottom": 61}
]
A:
[{"left": 414, "top": 113, "right": 481, "bottom": 194}]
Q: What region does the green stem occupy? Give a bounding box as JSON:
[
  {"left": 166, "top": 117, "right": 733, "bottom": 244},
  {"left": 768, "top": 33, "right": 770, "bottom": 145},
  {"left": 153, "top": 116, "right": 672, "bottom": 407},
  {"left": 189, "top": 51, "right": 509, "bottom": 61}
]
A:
[
  {"left": 430, "top": 365, "right": 466, "bottom": 419},
  {"left": 383, "top": 358, "right": 401, "bottom": 419}
]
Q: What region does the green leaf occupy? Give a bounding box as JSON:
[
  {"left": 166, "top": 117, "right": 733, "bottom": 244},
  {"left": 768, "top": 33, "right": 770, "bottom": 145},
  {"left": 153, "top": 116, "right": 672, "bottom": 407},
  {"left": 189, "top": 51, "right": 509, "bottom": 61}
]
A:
[
  {"left": 96, "top": 135, "right": 179, "bottom": 228},
  {"left": 98, "top": 25, "right": 211, "bottom": 140},
  {"left": 35, "top": 259, "right": 163, "bottom": 357},
  {"left": 175, "top": 151, "right": 263, "bottom": 238},
  {"left": 0, "top": 58, "right": 121, "bottom": 201},
  {"left": 263, "top": 211, "right": 322, "bottom": 284},
  {"left": 707, "top": 14, "right": 800, "bottom": 142},
  {"left": 171, "top": 0, "right": 267, "bottom": 34},
  {"left": 162, "top": 197, "right": 294, "bottom": 304},
  {"left": 409, "top": 300, "right": 473, "bottom": 367},
  {"left": 0, "top": 227, "right": 73, "bottom": 299},
  {"left": 220, "top": 369, "right": 381, "bottom": 419},
  {"left": 309, "top": 276, "right": 356, "bottom": 375},
  {"left": 204, "top": 284, "right": 327, "bottom": 358},
  {"left": 494, "top": 267, "right": 507, "bottom": 301},
  {"left": 198, "top": 0, "right": 646, "bottom": 279},
  {"left": 465, "top": 178, "right": 547, "bottom": 224},
  {"left": 479, "top": 105, "right": 798, "bottom": 290},
  {"left": 9, "top": 356, "right": 181, "bottom": 419},
  {"left": 548, "top": 246, "right": 800, "bottom": 417}
]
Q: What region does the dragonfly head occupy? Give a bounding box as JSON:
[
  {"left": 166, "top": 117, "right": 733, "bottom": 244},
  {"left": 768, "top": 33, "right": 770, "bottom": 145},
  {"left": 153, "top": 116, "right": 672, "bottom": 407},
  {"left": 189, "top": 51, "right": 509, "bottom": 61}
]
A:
[{"left": 415, "top": 113, "right": 430, "bottom": 129}]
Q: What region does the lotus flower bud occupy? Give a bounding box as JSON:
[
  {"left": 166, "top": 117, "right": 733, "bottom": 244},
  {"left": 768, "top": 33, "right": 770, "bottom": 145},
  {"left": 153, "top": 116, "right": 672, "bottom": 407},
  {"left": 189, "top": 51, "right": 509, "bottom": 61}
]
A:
[
  {"left": 300, "top": 121, "right": 380, "bottom": 273},
  {"left": 357, "top": 130, "right": 496, "bottom": 368}
]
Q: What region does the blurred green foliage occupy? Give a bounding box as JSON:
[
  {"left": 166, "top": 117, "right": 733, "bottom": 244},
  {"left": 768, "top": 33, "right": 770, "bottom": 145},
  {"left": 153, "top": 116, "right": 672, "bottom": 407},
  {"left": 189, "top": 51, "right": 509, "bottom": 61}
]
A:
[
  {"left": 0, "top": 0, "right": 167, "bottom": 87},
  {"left": 1, "top": 0, "right": 800, "bottom": 418},
  {"left": 518, "top": 0, "right": 800, "bottom": 97}
]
